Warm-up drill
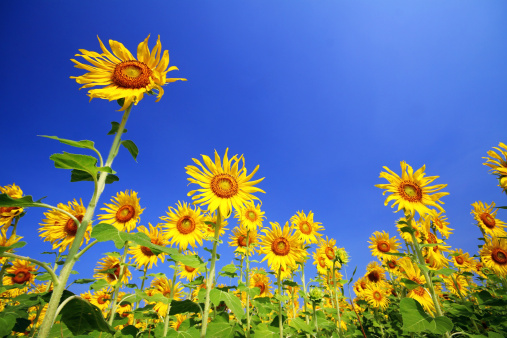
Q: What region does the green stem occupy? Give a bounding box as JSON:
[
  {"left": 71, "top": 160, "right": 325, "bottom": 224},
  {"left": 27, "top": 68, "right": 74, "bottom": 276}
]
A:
[
  {"left": 300, "top": 263, "right": 310, "bottom": 327},
  {"left": 277, "top": 267, "right": 283, "bottom": 338},
  {"left": 163, "top": 268, "right": 178, "bottom": 336},
  {"left": 0, "top": 252, "right": 59, "bottom": 285},
  {"left": 312, "top": 300, "right": 319, "bottom": 333},
  {"left": 200, "top": 208, "right": 221, "bottom": 338},
  {"left": 74, "top": 240, "right": 99, "bottom": 260},
  {"left": 37, "top": 104, "right": 132, "bottom": 338},
  {"left": 135, "top": 265, "right": 148, "bottom": 310},
  {"left": 108, "top": 242, "right": 129, "bottom": 326},
  {"left": 245, "top": 230, "right": 251, "bottom": 338},
  {"left": 9, "top": 215, "right": 21, "bottom": 237},
  {"left": 332, "top": 261, "right": 343, "bottom": 338}
]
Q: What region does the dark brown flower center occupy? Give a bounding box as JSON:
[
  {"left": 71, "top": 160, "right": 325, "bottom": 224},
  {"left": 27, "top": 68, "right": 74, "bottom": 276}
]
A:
[
  {"left": 116, "top": 205, "right": 135, "bottom": 223},
  {"left": 413, "top": 286, "right": 425, "bottom": 297},
  {"left": 399, "top": 181, "right": 423, "bottom": 202},
  {"left": 367, "top": 270, "right": 381, "bottom": 283},
  {"left": 455, "top": 256, "right": 464, "bottom": 265},
  {"left": 210, "top": 174, "right": 239, "bottom": 198},
  {"left": 272, "top": 238, "right": 290, "bottom": 256},
  {"left": 237, "top": 235, "right": 247, "bottom": 247},
  {"left": 97, "top": 294, "right": 109, "bottom": 304},
  {"left": 492, "top": 248, "right": 507, "bottom": 265},
  {"left": 12, "top": 268, "right": 31, "bottom": 284},
  {"left": 112, "top": 60, "right": 152, "bottom": 89},
  {"left": 177, "top": 216, "right": 196, "bottom": 234},
  {"left": 246, "top": 210, "right": 257, "bottom": 222},
  {"left": 107, "top": 264, "right": 121, "bottom": 281},
  {"left": 64, "top": 215, "right": 83, "bottom": 236},
  {"left": 480, "top": 213, "right": 496, "bottom": 229},
  {"left": 377, "top": 241, "right": 390, "bottom": 253},
  {"left": 185, "top": 265, "right": 196, "bottom": 273},
  {"left": 299, "top": 221, "right": 312, "bottom": 235},
  {"left": 318, "top": 256, "right": 326, "bottom": 268},
  {"left": 325, "top": 247, "right": 335, "bottom": 260},
  {"left": 141, "top": 246, "right": 154, "bottom": 257},
  {"left": 373, "top": 290, "right": 382, "bottom": 301},
  {"left": 387, "top": 260, "right": 397, "bottom": 269},
  {"left": 255, "top": 282, "right": 266, "bottom": 294}
]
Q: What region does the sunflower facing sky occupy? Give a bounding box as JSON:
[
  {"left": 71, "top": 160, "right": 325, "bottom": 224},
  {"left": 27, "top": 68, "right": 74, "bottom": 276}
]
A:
[
  {"left": 160, "top": 201, "right": 206, "bottom": 251},
  {"left": 228, "top": 225, "right": 258, "bottom": 256},
  {"left": 234, "top": 201, "right": 265, "bottom": 231},
  {"left": 376, "top": 161, "right": 449, "bottom": 217},
  {"left": 290, "top": 210, "right": 324, "bottom": 245},
  {"left": 2, "top": 259, "right": 38, "bottom": 288},
  {"left": 0, "top": 183, "right": 24, "bottom": 227},
  {"left": 483, "top": 142, "right": 507, "bottom": 191},
  {"left": 71, "top": 35, "right": 186, "bottom": 111},
  {"left": 129, "top": 223, "right": 169, "bottom": 269},
  {"left": 480, "top": 237, "right": 507, "bottom": 277},
  {"left": 368, "top": 231, "right": 400, "bottom": 260},
  {"left": 186, "top": 148, "right": 265, "bottom": 218},
  {"left": 94, "top": 255, "right": 131, "bottom": 285},
  {"left": 39, "top": 198, "right": 91, "bottom": 253},
  {"left": 471, "top": 201, "right": 507, "bottom": 238},
  {"left": 98, "top": 190, "right": 144, "bottom": 232}
]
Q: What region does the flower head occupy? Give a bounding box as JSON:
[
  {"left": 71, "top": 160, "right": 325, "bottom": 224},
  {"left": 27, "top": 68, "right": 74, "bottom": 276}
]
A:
[
  {"left": 368, "top": 231, "right": 400, "bottom": 260},
  {"left": 471, "top": 201, "right": 507, "bottom": 238},
  {"left": 2, "top": 259, "right": 38, "bottom": 287},
  {"left": 0, "top": 184, "right": 24, "bottom": 227},
  {"left": 228, "top": 225, "right": 258, "bottom": 256},
  {"left": 94, "top": 255, "right": 131, "bottom": 285},
  {"left": 480, "top": 237, "right": 507, "bottom": 277},
  {"left": 259, "top": 222, "right": 305, "bottom": 271},
  {"left": 129, "top": 223, "right": 169, "bottom": 269},
  {"left": 178, "top": 251, "right": 202, "bottom": 281},
  {"left": 290, "top": 210, "right": 323, "bottom": 245},
  {"left": 98, "top": 190, "right": 144, "bottom": 232},
  {"left": 160, "top": 201, "right": 206, "bottom": 251},
  {"left": 234, "top": 201, "right": 265, "bottom": 231},
  {"left": 71, "top": 35, "right": 186, "bottom": 111}
]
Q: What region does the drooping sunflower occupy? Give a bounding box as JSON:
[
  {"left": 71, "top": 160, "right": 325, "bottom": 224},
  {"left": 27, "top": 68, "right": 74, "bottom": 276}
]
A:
[
  {"left": 290, "top": 210, "right": 324, "bottom": 245},
  {"left": 483, "top": 142, "right": 507, "bottom": 191},
  {"left": 98, "top": 190, "right": 144, "bottom": 232},
  {"left": 363, "top": 284, "right": 390, "bottom": 311},
  {"left": 480, "top": 237, "right": 507, "bottom": 277},
  {"left": 203, "top": 210, "right": 229, "bottom": 239},
  {"left": 428, "top": 211, "right": 453, "bottom": 239},
  {"left": 235, "top": 201, "right": 265, "bottom": 231},
  {"left": 94, "top": 255, "right": 131, "bottom": 285},
  {"left": 396, "top": 216, "right": 424, "bottom": 244},
  {"left": 71, "top": 35, "right": 186, "bottom": 111},
  {"left": 129, "top": 223, "right": 169, "bottom": 269},
  {"left": 228, "top": 225, "right": 258, "bottom": 256},
  {"left": 39, "top": 199, "right": 91, "bottom": 253},
  {"left": 178, "top": 251, "right": 202, "bottom": 281},
  {"left": 259, "top": 222, "right": 305, "bottom": 272},
  {"left": 250, "top": 268, "right": 272, "bottom": 298},
  {"left": 443, "top": 274, "right": 469, "bottom": 297},
  {"left": 160, "top": 201, "right": 206, "bottom": 251},
  {"left": 471, "top": 201, "right": 507, "bottom": 238},
  {"left": 368, "top": 231, "right": 400, "bottom": 260},
  {"left": 2, "top": 259, "right": 38, "bottom": 288},
  {"left": 186, "top": 148, "right": 265, "bottom": 217},
  {"left": 376, "top": 161, "right": 449, "bottom": 217},
  {"left": 398, "top": 258, "right": 435, "bottom": 315},
  {"left": 0, "top": 183, "right": 24, "bottom": 227}
]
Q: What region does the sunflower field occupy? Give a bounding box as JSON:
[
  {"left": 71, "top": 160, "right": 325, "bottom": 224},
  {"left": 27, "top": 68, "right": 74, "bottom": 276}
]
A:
[{"left": 1, "top": 35, "right": 507, "bottom": 338}]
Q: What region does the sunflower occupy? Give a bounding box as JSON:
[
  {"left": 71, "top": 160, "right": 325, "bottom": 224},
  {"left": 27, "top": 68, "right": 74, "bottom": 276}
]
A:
[
  {"left": 2, "top": 259, "right": 38, "bottom": 287},
  {"left": 398, "top": 258, "right": 435, "bottom": 315},
  {"left": 290, "top": 210, "right": 324, "bottom": 245},
  {"left": 203, "top": 210, "right": 229, "bottom": 239},
  {"left": 319, "top": 236, "right": 339, "bottom": 268},
  {"left": 90, "top": 289, "right": 112, "bottom": 313},
  {"left": 228, "top": 225, "right": 259, "bottom": 256},
  {"left": 186, "top": 148, "right": 265, "bottom": 217},
  {"left": 94, "top": 255, "right": 131, "bottom": 285},
  {"left": 428, "top": 211, "right": 453, "bottom": 239},
  {"left": 129, "top": 223, "right": 169, "bottom": 269},
  {"left": 324, "top": 270, "right": 343, "bottom": 290},
  {"left": 116, "top": 292, "right": 133, "bottom": 317},
  {"left": 170, "top": 314, "right": 188, "bottom": 331},
  {"left": 313, "top": 247, "right": 329, "bottom": 275},
  {"left": 368, "top": 231, "right": 400, "bottom": 260},
  {"left": 0, "top": 228, "right": 22, "bottom": 265},
  {"left": 160, "top": 201, "right": 206, "bottom": 251},
  {"left": 149, "top": 277, "right": 184, "bottom": 317},
  {"left": 471, "top": 201, "right": 507, "bottom": 238},
  {"left": 363, "top": 284, "right": 390, "bottom": 310},
  {"left": 451, "top": 249, "right": 474, "bottom": 272},
  {"left": 71, "top": 35, "right": 186, "bottom": 111},
  {"left": 483, "top": 142, "right": 507, "bottom": 191},
  {"left": 376, "top": 161, "right": 449, "bottom": 217},
  {"left": 235, "top": 201, "right": 265, "bottom": 231},
  {"left": 443, "top": 274, "right": 469, "bottom": 297},
  {"left": 250, "top": 268, "right": 272, "bottom": 298},
  {"left": 480, "top": 237, "right": 507, "bottom": 277},
  {"left": 365, "top": 261, "right": 387, "bottom": 285},
  {"left": 258, "top": 222, "right": 305, "bottom": 272},
  {"left": 178, "top": 251, "right": 202, "bottom": 281},
  {"left": 38, "top": 199, "right": 91, "bottom": 253},
  {"left": 98, "top": 190, "right": 144, "bottom": 232},
  {"left": 0, "top": 183, "right": 24, "bottom": 227},
  {"left": 396, "top": 216, "right": 423, "bottom": 244}
]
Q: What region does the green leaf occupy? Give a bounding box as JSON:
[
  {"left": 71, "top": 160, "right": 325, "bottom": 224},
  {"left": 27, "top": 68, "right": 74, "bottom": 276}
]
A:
[
  {"left": 434, "top": 268, "right": 456, "bottom": 276},
  {"left": 0, "top": 194, "right": 46, "bottom": 208},
  {"left": 39, "top": 135, "right": 97, "bottom": 151},
  {"left": 48, "top": 320, "right": 74, "bottom": 338},
  {"left": 120, "top": 325, "right": 139, "bottom": 338},
  {"left": 209, "top": 289, "right": 244, "bottom": 320},
  {"left": 74, "top": 278, "right": 96, "bottom": 284},
  {"left": 108, "top": 121, "right": 127, "bottom": 135},
  {"left": 400, "top": 278, "right": 423, "bottom": 291},
  {"left": 252, "top": 323, "right": 278, "bottom": 338},
  {"left": 121, "top": 140, "right": 139, "bottom": 161},
  {"left": 0, "top": 240, "right": 26, "bottom": 254},
  {"left": 205, "top": 322, "right": 236, "bottom": 338},
  {"left": 60, "top": 296, "right": 115, "bottom": 335},
  {"left": 400, "top": 298, "right": 433, "bottom": 332},
  {"left": 165, "top": 326, "right": 200, "bottom": 338},
  {"left": 50, "top": 152, "right": 98, "bottom": 172},
  {"left": 169, "top": 299, "right": 201, "bottom": 316},
  {"left": 282, "top": 280, "right": 299, "bottom": 287},
  {"left": 90, "top": 279, "right": 110, "bottom": 291},
  {"left": 71, "top": 169, "right": 119, "bottom": 184},
  {"left": 289, "top": 317, "right": 313, "bottom": 334},
  {"left": 430, "top": 316, "right": 453, "bottom": 335},
  {"left": 218, "top": 263, "right": 238, "bottom": 278}
]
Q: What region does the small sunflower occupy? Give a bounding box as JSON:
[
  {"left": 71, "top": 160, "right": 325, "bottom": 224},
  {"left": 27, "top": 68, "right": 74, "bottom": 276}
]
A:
[
  {"left": 365, "top": 261, "right": 387, "bottom": 285},
  {"left": 368, "top": 231, "right": 400, "bottom": 260},
  {"left": 483, "top": 142, "right": 507, "bottom": 191},
  {"left": 363, "top": 284, "right": 390, "bottom": 311},
  {"left": 471, "top": 201, "right": 507, "bottom": 238},
  {"left": 290, "top": 210, "right": 324, "bottom": 245},
  {"left": 451, "top": 249, "right": 474, "bottom": 272},
  {"left": 235, "top": 201, "right": 265, "bottom": 231},
  {"left": 129, "top": 223, "right": 169, "bottom": 269},
  {"left": 319, "top": 236, "right": 339, "bottom": 268},
  {"left": 71, "top": 35, "right": 186, "bottom": 111},
  {"left": 259, "top": 222, "right": 305, "bottom": 271},
  {"left": 149, "top": 277, "right": 184, "bottom": 317},
  {"left": 94, "top": 255, "right": 131, "bottom": 285},
  {"left": 228, "top": 225, "right": 258, "bottom": 256},
  {"left": 98, "top": 190, "right": 144, "bottom": 232},
  {"left": 203, "top": 210, "right": 229, "bottom": 239},
  {"left": 2, "top": 259, "right": 38, "bottom": 287},
  {"left": 160, "top": 201, "right": 206, "bottom": 251},
  {"left": 178, "top": 251, "right": 202, "bottom": 281},
  {"left": 480, "top": 237, "right": 507, "bottom": 277},
  {"left": 170, "top": 314, "right": 188, "bottom": 331},
  {"left": 428, "top": 211, "right": 453, "bottom": 239},
  {"left": 250, "top": 268, "right": 272, "bottom": 298},
  {"left": 396, "top": 217, "right": 423, "bottom": 244},
  {"left": 38, "top": 199, "right": 91, "bottom": 253},
  {"left": 398, "top": 258, "right": 435, "bottom": 315},
  {"left": 443, "top": 274, "right": 469, "bottom": 297},
  {"left": 313, "top": 247, "right": 329, "bottom": 275},
  {"left": 186, "top": 148, "right": 265, "bottom": 217},
  {"left": 0, "top": 228, "right": 22, "bottom": 265},
  {"left": 376, "top": 161, "right": 449, "bottom": 217},
  {"left": 0, "top": 183, "right": 24, "bottom": 227},
  {"left": 90, "top": 289, "right": 112, "bottom": 313}
]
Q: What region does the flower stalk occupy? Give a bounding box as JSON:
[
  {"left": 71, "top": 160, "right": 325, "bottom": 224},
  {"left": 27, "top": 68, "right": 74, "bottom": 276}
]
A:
[{"left": 108, "top": 242, "right": 129, "bottom": 325}]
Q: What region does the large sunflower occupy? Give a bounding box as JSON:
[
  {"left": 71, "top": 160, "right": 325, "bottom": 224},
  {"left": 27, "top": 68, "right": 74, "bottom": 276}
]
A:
[
  {"left": 258, "top": 222, "right": 304, "bottom": 271},
  {"left": 228, "top": 225, "right": 258, "bottom": 256},
  {"left": 71, "top": 35, "right": 186, "bottom": 111},
  {"left": 98, "top": 190, "right": 144, "bottom": 232},
  {"left": 290, "top": 210, "right": 324, "bottom": 245},
  {"left": 363, "top": 284, "right": 390, "bottom": 311},
  {"left": 129, "top": 223, "right": 169, "bottom": 269},
  {"left": 94, "top": 255, "right": 131, "bottom": 285},
  {"left": 480, "top": 237, "right": 507, "bottom": 277},
  {"left": 376, "top": 161, "right": 449, "bottom": 217},
  {"left": 0, "top": 183, "right": 24, "bottom": 227},
  {"left": 250, "top": 268, "right": 272, "bottom": 298},
  {"left": 160, "top": 201, "right": 205, "bottom": 251},
  {"left": 471, "top": 201, "right": 507, "bottom": 238},
  {"left": 234, "top": 201, "right": 265, "bottom": 231},
  {"left": 368, "top": 231, "right": 400, "bottom": 260},
  {"left": 39, "top": 199, "right": 91, "bottom": 253},
  {"left": 186, "top": 149, "right": 265, "bottom": 217},
  {"left": 2, "top": 259, "right": 38, "bottom": 288}
]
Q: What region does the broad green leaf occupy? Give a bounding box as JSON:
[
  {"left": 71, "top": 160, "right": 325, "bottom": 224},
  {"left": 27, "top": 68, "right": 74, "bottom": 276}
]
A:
[
  {"left": 209, "top": 289, "right": 244, "bottom": 320},
  {"left": 400, "top": 298, "right": 433, "bottom": 332},
  {"left": 90, "top": 279, "right": 110, "bottom": 291},
  {"left": 74, "top": 278, "right": 96, "bottom": 284},
  {"left": 252, "top": 297, "right": 277, "bottom": 315},
  {"left": 252, "top": 323, "right": 278, "bottom": 338},
  {"left": 430, "top": 316, "right": 453, "bottom": 334},
  {"left": 488, "top": 332, "right": 505, "bottom": 338},
  {"left": 205, "top": 322, "right": 236, "bottom": 338},
  {"left": 121, "top": 140, "right": 139, "bottom": 161},
  {"left": 48, "top": 320, "right": 74, "bottom": 338},
  {"left": 60, "top": 296, "right": 115, "bottom": 335},
  {"left": 120, "top": 325, "right": 139, "bottom": 338},
  {"left": 107, "top": 121, "right": 128, "bottom": 135},
  {"left": 218, "top": 263, "right": 238, "bottom": 278},
  {"left": 71, "top": 169, "right": 119, "bottom": 184},
  {"left": 39, "top": 135, "right": 97, "bottom": 151},
  {"left": 0, "top": 194, "right": 46, "bottom": 208},
  {"left": 169, "top": 299, "right": 201, "bottom": 315},
  {"left": 400, "top": 278, "right": 423, "bottom": 291},
  {"left": 50, "top": 152, "right": 98, "bottom": 172},
  {"left": 289, "top": 317, "right": 313, "bottom": 334},
  {"left": 165, "top": 326, "right": 200, "bottom": 338},
  {"left": 0, "top": 240, "right": 26, "bottom": 254}
]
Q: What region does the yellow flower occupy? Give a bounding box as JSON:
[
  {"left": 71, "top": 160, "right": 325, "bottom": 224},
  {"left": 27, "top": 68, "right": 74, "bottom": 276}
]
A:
[
  {"left": 94, "top": 255, "right": 131, "bottom": 285},
  {"left": 0, "top": 228, "right": 22, "bottom": 265},
  {"left": 203, "top": 210, "right": 229, "bottom": 238},
  {"left": 250, "top": 268, "right": 272, "bottom": 298},
  {"left": 319, "top": 236, "right": 339, "bottom": 268},
  {"left": 90, "top": 289, "right": 112, "bottom": 313},
  {"left": 443, "top": 274, "right": 469, "bottom": 297},
  {"left": 170, "top": 314, "right": 188, "bottom": 331},
  {"left": 451, "top": 249, "right": 474, "bottom": 272},
  {"left": 160, "top": 201, "right": 206, "bottom": 251},
  {"left": 429, "top": 211, "right": 453, "bottom": 239},
  {"left": 228, "top": 225, "right": 258, "bottom": 256},
  {"left": 71, "top": 35, "right": 186, "bottom": 111},
  {"left": 368, "top": 231, "right": 400, "bottom": 260},
  {"left": 483, "top": 142, "right": 507, "bottom": 191},
  {"left": 129, "top": 223, "right": 169, "bottom": 269},
  {"left": 186, "top": 148, "right": 265, "bottom": 217},
  {"left": 480, "top": 237, "right": 507, "bottom": 277},
  {"left": 0, "top": 183, "right": 24, "bottom": 227},
  {"left": 98, "top": 190, "right": 144, "bottom": 232},
  {"left": 313, "top": 247, "right": 329, "bottom": 275},
  {"left": 178, "top": 251, "right": 202, "bottom": 281},
  {"left": 149, "top": 277, "right": 184, "bottom": 317},
  {"left": 471, "top": 201, "right": 507, "bottom": 238},
  {"left": 365, "top": 261, "right": 387, "bottom": 285},
  {"left": 234, "top": 201, "right": 265, "bottom": 231},
  {"left": 258, "top": 222, "right": 304, "bottom": 272},
  {"left": 2, "top": 259, "right": 38, "bottom": 288},
  {"left": 398, "top": 258, "right": 435, "bottom": 315},
  {"left": 363, "top": 283, "right": 390, "bottom": 311},
  {"left": 290, "top": 210, "right": 324, "bottom": 245},
  {"left": 38, "top": 199, "right": 91, "bottom": 253},
  {"left": 376, "top": 161, "right": 449, "bottom": 217}
]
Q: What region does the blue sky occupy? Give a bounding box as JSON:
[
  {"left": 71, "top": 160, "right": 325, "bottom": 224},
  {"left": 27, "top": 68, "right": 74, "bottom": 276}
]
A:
[{"left": 2, "top": 1, "right": 507, "bottom": 294}]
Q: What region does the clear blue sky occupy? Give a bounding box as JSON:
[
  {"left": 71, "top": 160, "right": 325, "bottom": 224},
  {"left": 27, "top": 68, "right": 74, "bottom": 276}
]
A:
[{"left": 2, "top": 1, "right": 507, "bottom": 294}]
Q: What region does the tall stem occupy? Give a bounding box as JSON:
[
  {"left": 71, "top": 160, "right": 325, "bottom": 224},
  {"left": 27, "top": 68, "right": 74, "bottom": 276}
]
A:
[
  {"left": 37, "top": 104, "right": 132, "bottom": 338},
  {"left": 245, "top": 230, "right": 251, "bottom": 338},
  {"left": 200, "top": 209, "right": 221, "bottom": 338},
  {"left": 163, "top": 268, "right": 178, "bottom": 336},
  {"left": 277, "top": 267, "right": 283, "bottom": 338},
  {"left": 332, "top": 261, "right": 343, "bottom": 338},
  {"left": 108, "top": 243, "right": 129, "bottom": 325},
  {"left": 300, "top": 263, "right": 310, "bottom": 327}
]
